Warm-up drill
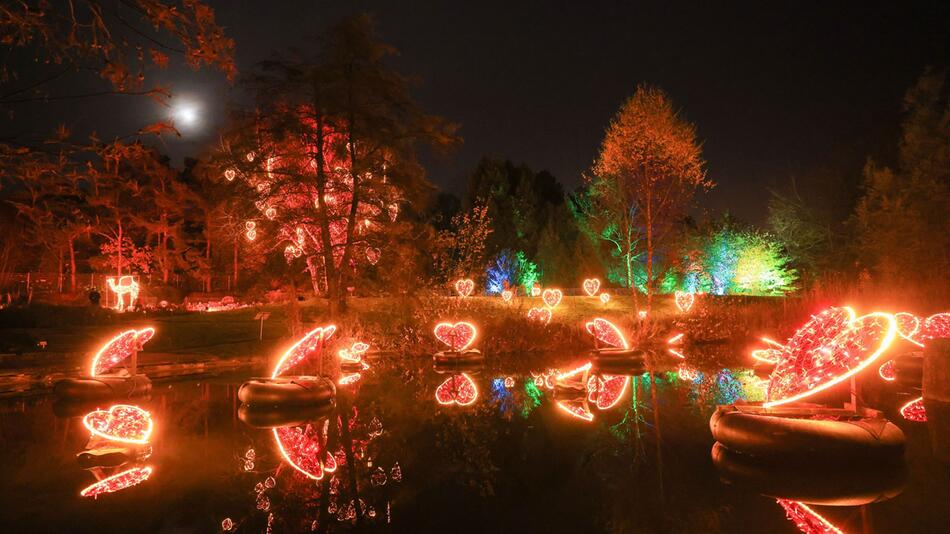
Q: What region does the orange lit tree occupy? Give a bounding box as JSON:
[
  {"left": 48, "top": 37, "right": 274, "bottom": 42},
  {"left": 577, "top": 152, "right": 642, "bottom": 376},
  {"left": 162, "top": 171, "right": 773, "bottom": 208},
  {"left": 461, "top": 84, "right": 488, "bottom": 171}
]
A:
[
  {"left": 218, "top": 16, "right": 457, "bottom": 314},
  {"left": 590, "top": 85, "right": 711, "bottom": 308}
]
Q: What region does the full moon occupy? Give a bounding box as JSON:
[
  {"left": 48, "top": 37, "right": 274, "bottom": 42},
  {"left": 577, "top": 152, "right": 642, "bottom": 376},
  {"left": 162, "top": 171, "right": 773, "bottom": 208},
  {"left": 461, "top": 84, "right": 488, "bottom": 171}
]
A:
[{"left": 171, "top": 100, "right": 201, "bottom": 130}]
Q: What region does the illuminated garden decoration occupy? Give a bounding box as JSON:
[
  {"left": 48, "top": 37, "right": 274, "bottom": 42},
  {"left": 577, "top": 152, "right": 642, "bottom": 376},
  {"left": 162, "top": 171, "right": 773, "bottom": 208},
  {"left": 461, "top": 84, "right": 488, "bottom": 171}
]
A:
[
  {"left": 600, "top": 293, "right": 610, "bottom": 305},
  {"left": 542, "top": 288, "right": 563, "bottom": 309},
  {"left": 339, "top": 342, "right": 371, "bottom": 371},
  {"left": 583, "top": 278, "right": 601, "bottom": 297},
  {"left": 587, "top": 374, "right": 630, "bottom": 410},
  {"left": 900, "top": 397, "right": 926, "bottom": 422},
  {"left": 895, "top": 312, "right": 923, "bottom": 346},
  {"left": 433, "top": 322, "right": 477, "bottom": 352},
  {"left": 106, "top": 275, "right": 140, "bottom": 312},
  {"left": 921, "top": 312, "right": 950, "bottom": 341},
  {"left": 556, "top": 398, "right": 594, "bottom": 422},
  {"left": 273, "top": 423, "right": 337, "bottom": 480},
  {"left": 878, "top": 360, "right": 896, "bottom": 381},
  {"left": 674, "top": 291, "right": 694, "bottom": 313},
  {"left": 455, "top": 278, "right": 475, "bottom": 298},
  {"left": 435, "top": 374, "right": 479, "bottom": 406},
  {"left": 527, "top": 307, "right": 552, "bottom": 325},
  {"left": 765, "top": 311, "right": 897, "bottom": 408},
  {"left": 272, "top": 325, "right": 337, "bottom": 377},
  {"left": 776, "top": 499, "right": 844, "bottom": 534},
  {"left": 501, "top": 290, "right": 513, "bottom": 303},
  {"left": 585, "top": 318, "right": 629, "bottom": 350},
  {"left": 80, "top": 466, "right": 153, "bottom": 499},
  {"left": 82, "top": 404, "right": 154, "bottom": 445},
  {"left": 90, "top": 328, "right": 155, "bottom": 376},
  {"left": 531, "top": 284, "right": 541, "bottom": 297}
]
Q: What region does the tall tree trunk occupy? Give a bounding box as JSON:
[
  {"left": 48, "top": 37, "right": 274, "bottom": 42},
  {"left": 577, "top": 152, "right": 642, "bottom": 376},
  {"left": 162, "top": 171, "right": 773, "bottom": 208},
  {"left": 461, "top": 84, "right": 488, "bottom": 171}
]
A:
[
  {"left": 116, "top": 220, "right": 123, "bottom": 278},
  {"left": 68, "top": 237, "right": 76, "bottom": 292},
  {"left": 646, "top": 196, "right": 653, "bottom": 311},
  {"left": 233, "top": 237, "right": 239, "bottom": 289},
  {"left": 57, "top": 246, "right": 64, "bottom": 293},
  {"left": 310, "top": 108, "right": 340, "bottom": 318}
]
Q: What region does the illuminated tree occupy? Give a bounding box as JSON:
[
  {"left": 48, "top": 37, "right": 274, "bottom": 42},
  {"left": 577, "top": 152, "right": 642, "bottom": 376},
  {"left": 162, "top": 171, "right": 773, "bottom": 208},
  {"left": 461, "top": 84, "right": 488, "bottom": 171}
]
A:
[
  {"left": 591, "top": 85, "right": 711, "bottom": 308},
  {"left": 732, "top": 233, "right": 797, "bottom": 295},
  {"left": 435, "top": 202, "right": 493, "bottom": 284},
  {"left": 219, "top": 15, "right": 457, "bottom": 312}
]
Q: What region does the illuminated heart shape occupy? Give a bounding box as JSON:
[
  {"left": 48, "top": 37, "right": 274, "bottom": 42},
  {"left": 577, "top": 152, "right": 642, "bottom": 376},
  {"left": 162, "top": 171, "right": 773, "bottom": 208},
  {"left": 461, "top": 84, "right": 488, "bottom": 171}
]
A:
[
  {"left": 90, "top": 328, "right": 155, "bottom": 377},
  {"left": 585, "top": 318, "right": 629, "bottom": 349},
  {"left": 542, "top": 289, "right": 563, "bottom": 309},
  {"left": 83, "top": 404, "right": 154, "bottom": 444},
  {"left": 435, "top": 373, "right": 478, "bottom": 406},
  {"left": 600, "top": 293, "right": 610, "bottom": 304},
  {"left": 674, "top": 291, "right": 695, "bottom": 313},
  {"left": 531, "top": 286, "right": 541, "bottom": 297},
  {"left": 365, "top": 247, "right": 380, "bottom": 265},
  {"left": 272, "top": 325, "right": 336, "bottom": 377},
  {"left": 587, "top": 374, "right": 630, "bottom": 410},
  {"left": 274, "top": 423, "right": 334, "bottom": 480},
  {"left": 765, "top": 312, "right": 897, "bottom": 407},
  {"left": 900, "top": 396, "right": 926, "bottom": 422},
  {"left": 878, "top": 359, "right": 896, "bottom": 381},
  {"left": 527, "top": 307, "right": 552, "bottom": 325},
  {"left": 922, "top": 312, "right": 950, "bottom": 341},
  {"left": 583, "top": 278, "right": 601, "bottom": 297},
  {"left": 434, "top": 322, "right": 477, "bottom": 351},
  {"left": 454, "top": 278, "right": 474, "bottom": 297},
  {"left": 501, "top": 290, "right": 513, "bottom": 302}
]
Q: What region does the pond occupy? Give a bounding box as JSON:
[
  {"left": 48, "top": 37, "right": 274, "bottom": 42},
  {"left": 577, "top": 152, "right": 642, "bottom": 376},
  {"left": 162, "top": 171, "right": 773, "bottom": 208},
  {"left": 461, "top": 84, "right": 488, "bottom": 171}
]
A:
[{"left": 0, "top": 352, "right": 945, "bottom": 533}]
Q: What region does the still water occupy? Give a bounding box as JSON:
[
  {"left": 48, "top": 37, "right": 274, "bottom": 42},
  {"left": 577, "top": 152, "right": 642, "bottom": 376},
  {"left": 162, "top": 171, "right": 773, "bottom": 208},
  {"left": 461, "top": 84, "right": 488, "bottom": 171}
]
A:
[{"left": 0, "top": 352, "right": 946, "bottom": 533}]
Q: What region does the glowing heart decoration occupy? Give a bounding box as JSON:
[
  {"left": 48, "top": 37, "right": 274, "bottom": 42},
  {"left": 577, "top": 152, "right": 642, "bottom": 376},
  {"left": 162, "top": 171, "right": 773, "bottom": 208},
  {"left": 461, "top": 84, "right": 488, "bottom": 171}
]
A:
[
  {"left": 600, "top": 293, "right": 610, "bottom": 304},
  {"left": 90, "top": 328, "right": 156, "bottom": 377},
  {"left": 274, "top": 423, "right": 336, "bottom": 480},
  {"left": 585, "top": 318, "right": 629, "bottom": 350},
  {"left": 435, "top": 373, "right": 478, "bottom": 406},
  {"left": 583, "top": 278, "right": 601, "bottom": 297},
  {"left": 922, "top": 312, "right": 950, "bottom": 341},
  {"left": 674, "top": 291, "right": 695, "bottom": 313},
  {"left": 878, "top": 359, "right": 896, "bottom": 381},
  {"left": 527, "top": 307, "right": 552, "bottom": 325},
  {"left": 587, "top": 374, "right": 630, "bottom": 410},
  {"left": 765, "top": 312, "right": 897, "bottom": 408},
  {"left": 542, "top": 288, "right": 563, "bottom": 309},
  {"left": 454, "top": 278, "right": 475, "bottom": 298},
  {"left": 272, "top": 325, "right": 337, "bottom": 377},
  {"left": 900, "top": 396, "right": 926, "bottom": 422},
  {"left": 434, "top": 322, "right": 477, "bottom": 351},
  {"left": 501, "top": 290, "right": 513, "bottom": 303},
  {"left": 531, "top": 285, "right": 541, "bottom": 297},
  {"left": 556, "top": 398, "right": 594, "bottom": 422},
  {"left": 784, "top": 307, "right": 855, "bottom": 357},
  {"left": 80, "top": 466, "right": 153, "bottom": 498},
  {"left": 83, "top": 404, "right": 154, "bottom": 444},
  {"left": 365, "top": 247, "right": 380, "bottom": 265}
]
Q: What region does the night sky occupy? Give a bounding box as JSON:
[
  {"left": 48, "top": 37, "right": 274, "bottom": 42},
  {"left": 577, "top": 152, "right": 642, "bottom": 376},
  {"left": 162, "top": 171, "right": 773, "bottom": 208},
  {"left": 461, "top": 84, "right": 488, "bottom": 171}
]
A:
[{"left": 13, "top": 1, "right": 950, "bottom": 223}]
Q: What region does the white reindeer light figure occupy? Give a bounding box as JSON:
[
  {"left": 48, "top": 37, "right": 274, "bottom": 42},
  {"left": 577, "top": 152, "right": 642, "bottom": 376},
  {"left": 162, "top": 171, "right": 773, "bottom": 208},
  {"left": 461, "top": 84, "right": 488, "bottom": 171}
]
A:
[{"left": 106, "top": 276, "right": 139, "bottom": 312}]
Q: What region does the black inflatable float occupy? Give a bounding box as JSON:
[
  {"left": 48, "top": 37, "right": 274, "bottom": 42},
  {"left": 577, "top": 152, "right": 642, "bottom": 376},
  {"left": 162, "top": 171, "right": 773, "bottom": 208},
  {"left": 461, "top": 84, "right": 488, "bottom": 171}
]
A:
[
  {"left": 76, "top": 443, "right": 151, "bottom": 469},
  {"left": 238, "top": 376, "right": 335, "bottom": 407},
  {"left": 238, "top": 402, "right": 335, "bottom": 428},
  {"left": 711, "top": 442, "right": 906, "bottom": 506},
  {"left": 54, "top": 374, "right": 152, "bottom": 400},
  {"left": 710, "top": 404, "right": 905, "bottom": 462},
  {"left": 433, "top": 349, "right": 484, "bottom": 365}
]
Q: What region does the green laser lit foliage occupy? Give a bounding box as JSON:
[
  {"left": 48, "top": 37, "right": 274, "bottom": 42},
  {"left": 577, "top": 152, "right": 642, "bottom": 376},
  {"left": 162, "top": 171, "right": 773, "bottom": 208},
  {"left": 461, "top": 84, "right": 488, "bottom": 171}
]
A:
[{"left": 688, "top": 229, "right": 797, "bottom": 296}]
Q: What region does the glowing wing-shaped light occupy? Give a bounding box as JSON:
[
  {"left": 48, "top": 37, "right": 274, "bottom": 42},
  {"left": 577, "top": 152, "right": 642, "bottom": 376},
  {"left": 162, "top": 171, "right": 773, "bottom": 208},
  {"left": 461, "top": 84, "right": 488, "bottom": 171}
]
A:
[
  {"left": 585, "top": 318, "right": 629, "bottom": 350},
  {"left": 776, "top": 499, "right": 844, "bottom": 534},
  {"left": 900, "top": 396, "right": 926, "bottom": 422},
  {"left": 433, "top": 322, "right": 477, "bottom": 351},
  {"left": 90, "top": 327, "right": 155, "bottom": 377},
  {"left": 273, "top": 424, "right": 333, "bottom": 480},
  {"left": 587, "top": 374, "right": 630, "bottom": 410},
  {"left": 271, "top": 325, "right": 337, "bottom": 378},
  {"left": 80, "top": 466, "right": 153, "bottom": 498}
]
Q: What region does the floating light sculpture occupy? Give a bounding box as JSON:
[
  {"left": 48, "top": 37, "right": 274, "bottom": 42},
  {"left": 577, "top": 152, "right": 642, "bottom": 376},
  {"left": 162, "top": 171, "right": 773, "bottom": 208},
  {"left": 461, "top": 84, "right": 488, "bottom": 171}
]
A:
[
  {"left": 433, "top": 322, "right": 477, "bottom": 352},
  {"left": 555, "top": 362, "right": 592, "bottom": 389},
  {"left": 435, "top": 374, "right": 478, "bottom": 406},
  {"left": 894, "top": 312, "right": 923, "bottom": 346},
  {"left": 501, "top": 290, "right": 513, "bottom": 303},
  {"left": 878, "top": 360, "right": 896, "bottom": 381},
  {"left": 674, "top": 291, "right": 695, "bottom": 313},
  {"left": 338, "top": 373, "right": 362, "bottom": 386},
  {"left": 667, "top": 333, "right": 685, "bottom": 345},
  {"left": 600, "top": 293, "right": 610, "bottom": 304},
  {"left": 82, "top": 404, "right": 154, "bottom": 444},
  {"left": 587, "top": 374, "right": 629, "bottom": 410},
  {"left": 338, "top": 342, "right": 370, "bottom": 370},
  {"left": 776, "top": 499, "right": 844, "bottom": 534},
  {"left": 783, "top": 307, "right": 856, "bottom": 357},
  {"left": 531, "top": 285, "right": 541, "bottom": 297},
  {"left": 922, "top": 312, "right": 950, "bottom": 341},
  {"left": 273, "top": 424, "right": 333, "bottom": 480},
  {"left": 224, "top": 169, "right": 236, "bottom": 181},
  {"left": 583, "top": 278, "right": 601, "bottom": 297},
  {"left": 585, "top": 318, "right": 629, "bottom": 349},
  {"left": 900, "top": 396, "right": 926, "bottom": 422},
  {"left": 80, "top": 466, "right": 153, "bottom": 498},
  {"left": 106, "top": 275, "right": 140, "bottom": 312},
  {"left": 542, "top": 288, "right": 563, "bottom": 309},
  {"left": 90, "top": 327, "right": 155, "bottom": 376},
  {"left": 527, "top": 307, "right": 552, "bottom": 325},
  {"left": 271, "top": 325, "right": 336, "bottom": 377},
  {"left": 638, "top": 310, "right": 647, "bottom": 320},
  {"left": 765, "top": 312, "right": 897, "bottom": 408},
  {"left": 454, "top": 278, "right": 475, "bottom": 298}
]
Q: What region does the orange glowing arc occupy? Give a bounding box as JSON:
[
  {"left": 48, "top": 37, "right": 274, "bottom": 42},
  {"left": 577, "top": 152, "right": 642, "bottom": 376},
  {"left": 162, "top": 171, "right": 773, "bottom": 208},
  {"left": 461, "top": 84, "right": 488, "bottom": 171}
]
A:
[
  {"left": 80, "top": 466, "right": 153, "bottom": 498},
  {"left": 89, "top": 327, "right": 155, "bottom": 377},
  {"left": 271, "top": 325, "right": 337, "bottom": 378},
  {"left": 556, "top": 399, "right": 594, "bottom": 422}
]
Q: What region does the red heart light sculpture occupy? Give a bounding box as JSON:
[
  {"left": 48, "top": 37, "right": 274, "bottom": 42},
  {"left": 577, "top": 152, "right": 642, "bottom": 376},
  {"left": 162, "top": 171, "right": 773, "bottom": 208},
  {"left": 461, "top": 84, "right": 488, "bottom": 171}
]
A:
[
  {"left": 765, "top": 312, "right": 897, "bottom": 407},
  {"left": 776, "top": 499, "right": 844, "bottom": 534},
  {"left": 600, "top": 293, "right": 610, "bottom": 304},
  {"left": 922, "top": 312, "right": 950, "bottom": 341},
  {"left": 274, "top": 423, "right": 334, "bottom": 480},
  {"left": 454, "top": 278, "right": 475, "bottom": 297},
  {"left": 783, "top": 307, "right": 855, "bottom": 357},
  {"left": 527, "top": 307, "right": 552, "bottom": 325},
  {"left": 435, "top": 373, "right": 478, "bottom": 406},
  {"left": 900, "top": 396, "right": 926, "bottom": 422},
  {"left": 434, "top": 322, "right": 477, "bottom": 351},
  {"left": 80, "top": 466, "right": 153, "bottom": 498},
  {"left": 894, "top": 311, "right": 922, "bottom": 345},
  {"left": 542, "top": 288, "right": 563, "bottom": 309},
  {"left": 83, "top": 404, "right": 154, "bottom": 444},
  {"left": 90, "top": 327, "right": 155, "bottom": 377},
  {"left": 531, "top": 285, "right": 541, "bottom": 297},
  {"left": 365, "top": 247, "right": 380, "bottom": 265},
  {"left": 585, "top": 318, "right": 629, "bottom": 350},
  {"left": 501, "top": 290, "right": 513, "bottom": 302},
  {"left": 587, "top": 374, "right": 630, "bottom": 410},
  {"left": 272, "top": 325, "right": 336, "bottom": 377},
  {"left": 583, "top": 278, "right": 601, "bottom": 297},
  {"left": 674, "top": 291, "right": 695, "bottom": 313}
]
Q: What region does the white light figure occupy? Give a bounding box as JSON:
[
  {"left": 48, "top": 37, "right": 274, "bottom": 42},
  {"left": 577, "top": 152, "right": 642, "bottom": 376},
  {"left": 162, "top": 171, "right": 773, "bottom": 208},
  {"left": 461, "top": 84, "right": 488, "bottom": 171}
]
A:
[{"left": 106, "top": 275, "right": 140, "bottom": 312}]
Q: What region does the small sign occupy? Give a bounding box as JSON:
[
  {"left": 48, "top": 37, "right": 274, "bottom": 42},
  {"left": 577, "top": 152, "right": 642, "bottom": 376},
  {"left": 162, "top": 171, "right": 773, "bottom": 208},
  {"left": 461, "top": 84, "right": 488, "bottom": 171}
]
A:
[{"left": 254, "top": 312, "right": 271, "bottom": 321}]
